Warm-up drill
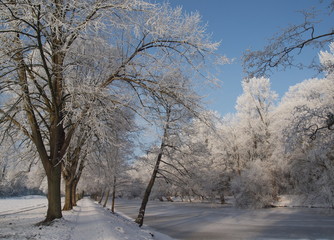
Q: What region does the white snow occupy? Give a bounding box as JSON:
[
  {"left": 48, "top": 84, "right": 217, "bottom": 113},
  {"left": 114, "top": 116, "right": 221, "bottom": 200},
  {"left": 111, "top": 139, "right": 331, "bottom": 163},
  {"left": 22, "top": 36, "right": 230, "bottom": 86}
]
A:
[
  {"left": 0, "top": 196, "right": 175, "bottom": 240},
  {"left": 2, "top": 195, "right": 334, "bottom": 240},
  {"left": 0, "top": 195, "right": 47, "bottom": 214}
]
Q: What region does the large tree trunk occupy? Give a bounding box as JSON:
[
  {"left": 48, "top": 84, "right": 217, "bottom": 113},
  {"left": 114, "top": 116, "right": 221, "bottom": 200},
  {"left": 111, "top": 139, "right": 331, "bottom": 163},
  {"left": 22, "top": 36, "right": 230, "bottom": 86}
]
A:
[
  {"left": 13, "top": 24, "right": 64, "bottom": 223},
  {"left": 44, "top": 164, "right": 63, "bottom": 222}
]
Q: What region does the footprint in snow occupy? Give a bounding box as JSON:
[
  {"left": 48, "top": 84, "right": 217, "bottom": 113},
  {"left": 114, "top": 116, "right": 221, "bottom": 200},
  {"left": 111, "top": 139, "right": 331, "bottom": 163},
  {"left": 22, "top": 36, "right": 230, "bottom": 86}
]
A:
[{"left": 115, "top": 226, "right": 124, "bottom": 233}]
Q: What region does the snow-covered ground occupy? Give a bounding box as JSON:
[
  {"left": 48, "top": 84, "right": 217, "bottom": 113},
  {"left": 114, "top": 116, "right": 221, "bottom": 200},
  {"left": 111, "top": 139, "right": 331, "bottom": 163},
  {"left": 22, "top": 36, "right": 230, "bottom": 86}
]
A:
[
  {"left": 0, "top": 196, "right": 175, "bottom": 240},
  {"left": 0, "top": 195, "right": 47, "bottom": 216},
  {"left": 2, "top": 195, "right": 334, "bottom": 240}
]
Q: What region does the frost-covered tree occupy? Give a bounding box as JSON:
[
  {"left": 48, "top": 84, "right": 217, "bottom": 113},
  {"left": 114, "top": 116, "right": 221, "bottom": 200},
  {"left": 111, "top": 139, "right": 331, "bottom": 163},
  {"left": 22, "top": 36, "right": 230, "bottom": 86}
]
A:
[
  {"left": 231, "top": 77, "right": 278, "bottom": 208},
  {"left": 231, "top": 159, "right": 277, "bottom": 208},
  {"left": 319, "top": 41, "right": 334, "bottom": 74},
  {"left": 131, "top": 111, "right": 231, "bottom": 204},
  {"left": 61, "top": 126, "right": 88, "bottom": 211},
  {"left": 0, "top": 131, "right": 46, "bottom": 196},
  {"left": 235, "top": 77, "right": 277, "bottom": 163},
  {"left": 62, "top": 88, "right": 136, "bottom": 210},
  {"left": 274, "top": 64, "right": 334, "bottom": 206},
  {"left": 0, "top": 0, "right": 220, "bottom": 222},
  {"left": 218, "top": 114, "right": 244, "bottom": 177},
  {"left": 69, "top": 105, "right": 135, "bottom": 211},
  {"left": 168, "top": 114, "right": 231, "bottom": 203},
  {"left": 135, "top": 70, "right": 201, "bottom": 226}
]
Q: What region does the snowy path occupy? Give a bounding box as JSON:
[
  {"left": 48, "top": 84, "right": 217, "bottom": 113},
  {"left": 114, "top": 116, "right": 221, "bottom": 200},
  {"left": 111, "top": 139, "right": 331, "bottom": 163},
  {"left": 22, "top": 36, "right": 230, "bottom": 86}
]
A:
[
  {"left": 71, "top": 198, "right": 129, "bottom": 240},
  {"left": 72, "top": 198, "right": 114, "bottom": 240}
]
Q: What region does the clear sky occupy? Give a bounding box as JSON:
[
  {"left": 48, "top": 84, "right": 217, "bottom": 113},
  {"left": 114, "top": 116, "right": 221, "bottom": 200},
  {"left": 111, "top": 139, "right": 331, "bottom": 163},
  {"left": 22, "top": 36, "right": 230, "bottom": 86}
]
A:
[{"left": 164, "top": 0, "right": 333, "bottom": 116}]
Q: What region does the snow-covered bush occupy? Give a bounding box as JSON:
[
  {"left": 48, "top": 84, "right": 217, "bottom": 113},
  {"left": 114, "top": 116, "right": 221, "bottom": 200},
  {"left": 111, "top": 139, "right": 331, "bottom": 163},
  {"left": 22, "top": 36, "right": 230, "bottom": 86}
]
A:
[
  {"left": 231, "top": 160, "right": 277, "bottom": 208},
  {"left": 289, "top": 148, "right": 334, "bottom": 208}
]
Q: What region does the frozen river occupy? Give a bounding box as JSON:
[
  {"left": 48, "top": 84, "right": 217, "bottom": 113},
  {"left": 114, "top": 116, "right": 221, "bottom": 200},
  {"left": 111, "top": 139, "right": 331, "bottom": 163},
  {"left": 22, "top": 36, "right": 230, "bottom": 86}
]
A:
[{"left": 113, "top": 199, "right": 334, "bottom": 240}]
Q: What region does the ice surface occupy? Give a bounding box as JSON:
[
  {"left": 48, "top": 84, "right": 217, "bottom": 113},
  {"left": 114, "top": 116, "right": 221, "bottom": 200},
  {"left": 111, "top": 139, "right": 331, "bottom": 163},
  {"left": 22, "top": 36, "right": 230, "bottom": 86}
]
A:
[{"left": 112, "top": 199, "right": 334, "bottom": 240}]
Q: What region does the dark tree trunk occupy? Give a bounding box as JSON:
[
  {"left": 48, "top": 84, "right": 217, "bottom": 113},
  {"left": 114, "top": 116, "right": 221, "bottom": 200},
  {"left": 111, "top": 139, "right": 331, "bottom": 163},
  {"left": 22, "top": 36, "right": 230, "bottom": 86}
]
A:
[
  {"left": 135, "top": 151, "right": 163, "bottom": 227},
  {"left": 220, "top": 194, "right": 226, "bottom": 204},
  {"left": 44, "top": 163, "right": 63, "bottom": 222},
  {"left": 111, "top": 176, "right": 117, "bottom": 213},
  {"left": 13, "top": 30, "right": 64, "bottom": 223},
  {"left": 99, "top": 188, "right": 106, "bottom": 204},
  {"left": 62, "top": 155, "right": 77, "bottom": 211},
  {"left": 135, "top": 114, "right": 170, "bottom": 227},
  {"left": 166, "top": 196, "right": 174, "bottom": 202},
  {"left": 103, "top": 189, "right": 110, "bottom": 208},
  {"left": 72, "top": 179, "right": 79, "bottom": 206},
  {"left": 62, "top": 179, "right": 73, "bottom": 210},
  {"left": 72, "top": 159, "right": 85, "bottom": 206}
]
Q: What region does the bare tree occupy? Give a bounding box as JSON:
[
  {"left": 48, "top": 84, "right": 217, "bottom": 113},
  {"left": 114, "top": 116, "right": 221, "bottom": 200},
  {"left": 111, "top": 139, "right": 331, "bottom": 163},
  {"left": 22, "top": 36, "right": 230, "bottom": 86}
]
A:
[{"left": 243, "top": 1, "right": 334, "bottom": 77}]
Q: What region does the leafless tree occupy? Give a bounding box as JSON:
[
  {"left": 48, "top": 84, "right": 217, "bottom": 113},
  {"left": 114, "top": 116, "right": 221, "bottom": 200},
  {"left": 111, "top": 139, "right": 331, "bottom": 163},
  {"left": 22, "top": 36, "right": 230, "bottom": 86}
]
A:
[{"left": 243, "top": 1, "right": 334, "bottom": 77}]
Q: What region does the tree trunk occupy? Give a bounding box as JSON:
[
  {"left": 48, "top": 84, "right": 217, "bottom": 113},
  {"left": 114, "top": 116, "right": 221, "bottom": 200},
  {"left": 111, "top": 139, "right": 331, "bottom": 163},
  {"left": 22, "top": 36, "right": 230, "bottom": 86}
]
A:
[
  {"left": 220, "top": 194, "right": 226, "bottom": 204},
  {"left": 13, "top": 27, "right": 64, "bottom": 223},
  {"left": 135, "top": 151, "right": 163, "bottom": 227},
  {"left": 72, "top": 160, "right": 85, "bottom": 206},
  {"left": 111, "top": 176, "right": 116, "bottom": 214},
  {"left": 72, "top": 179, "right": 78, "bottom": 206},
  {"left": 103, "top": 189, "right": 110, "bottom": 208},
  {"left": 166, "top": 196, "right": 174, "bottom": 202},
  {"left": 62, "top": 179, "right": 73, "bottom": 210},
  {"left": 99, "top": 188, "right": 106, "bottom": 204},
  {"left": 44, "top": 164, "right": 62, "bottom": 222}
]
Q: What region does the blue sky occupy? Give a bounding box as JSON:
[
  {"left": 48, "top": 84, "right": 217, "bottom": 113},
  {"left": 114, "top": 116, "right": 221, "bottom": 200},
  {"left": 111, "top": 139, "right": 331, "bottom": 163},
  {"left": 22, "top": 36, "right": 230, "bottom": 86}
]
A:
[{"left": 164, "top": 0, "right": 333, "bottom": 116}]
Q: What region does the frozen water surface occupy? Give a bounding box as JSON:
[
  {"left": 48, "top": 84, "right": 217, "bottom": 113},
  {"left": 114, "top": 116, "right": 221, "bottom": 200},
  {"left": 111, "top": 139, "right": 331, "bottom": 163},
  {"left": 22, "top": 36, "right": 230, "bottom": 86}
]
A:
[{"left": 113, "top": 199, "right": 334, "bottom": 240}]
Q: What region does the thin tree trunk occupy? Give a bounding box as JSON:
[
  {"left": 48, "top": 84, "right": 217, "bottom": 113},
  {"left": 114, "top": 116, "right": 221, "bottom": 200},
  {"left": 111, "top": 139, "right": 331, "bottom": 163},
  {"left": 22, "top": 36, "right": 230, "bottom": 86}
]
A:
[
  {"left": 99, "top": 188, "right": 106, "bottom": 204},
  {"left": 103, "top": 189, "right": 110, "bottom": 208},
  {"left": 72, "top": 159, "right": 84, "bottom": 206},
  {"left": 220, "top": 194, "right": 225, "bottom": 204},
  {"left": 135, "top": 114, "right": 170, "bottom": 227},
  {"left": 111, "top": 176, "right": 116, "bottom": 214},
  {"left": 135, "top": 151, "right": 163, "bottom": 227}
]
